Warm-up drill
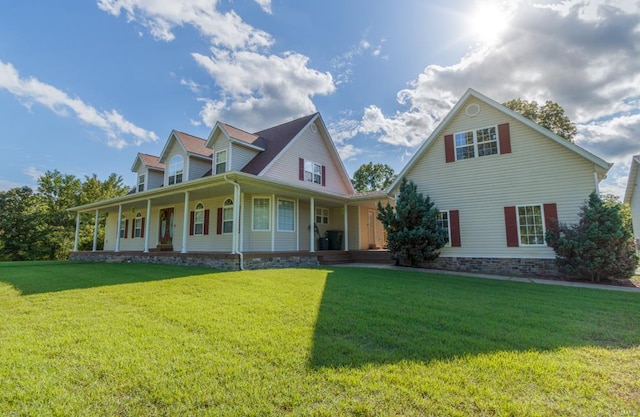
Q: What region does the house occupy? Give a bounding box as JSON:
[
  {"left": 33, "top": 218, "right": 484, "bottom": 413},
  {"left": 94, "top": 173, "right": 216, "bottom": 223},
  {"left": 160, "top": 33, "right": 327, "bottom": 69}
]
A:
[
  {"left": 623, "top": 155, "right": 640, "bottom": 242},
  {"left": 386, "top": 88, "right": 612, "bottom": 276},
  {"left": 69, "top": 113, "right": 392, "bottom": 270}
]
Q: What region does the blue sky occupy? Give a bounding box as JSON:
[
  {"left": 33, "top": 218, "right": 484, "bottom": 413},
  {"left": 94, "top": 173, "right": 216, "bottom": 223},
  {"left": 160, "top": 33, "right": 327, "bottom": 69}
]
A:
[{"left": 1, "top": 0, "right": 639, "bottom": 198}]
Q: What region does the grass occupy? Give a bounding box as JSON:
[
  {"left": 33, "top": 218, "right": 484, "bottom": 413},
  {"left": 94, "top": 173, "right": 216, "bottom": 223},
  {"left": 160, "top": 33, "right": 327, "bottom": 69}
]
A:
[{"left": 0, "top": 262, "right": 639, "bottom": 416}]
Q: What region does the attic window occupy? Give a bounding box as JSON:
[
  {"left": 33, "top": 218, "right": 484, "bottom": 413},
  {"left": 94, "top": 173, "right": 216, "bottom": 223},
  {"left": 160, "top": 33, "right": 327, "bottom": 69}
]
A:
[
  {"left": 454, "top": 126, "right": 498, "bottom": 160},
  {"left": 168, "top": 155, "right": 183, "bottom": 185},
  {"left": 215, "top": 150, "right": 227, "bottom": 174}
]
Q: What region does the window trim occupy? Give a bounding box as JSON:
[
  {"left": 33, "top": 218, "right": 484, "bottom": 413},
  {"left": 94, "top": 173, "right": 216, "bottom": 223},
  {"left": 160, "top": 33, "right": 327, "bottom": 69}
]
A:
[
  {"left": 304, "top": 160, "right": 322, "bottom": 184},
  {"left": 516, "top": 204, "right": 547, "bottom": 246},
  {"left": 252, "top": 196, "right": 272, "bottom": 231},
  {"left": 119, "top": 215, "right": 126, "bottom": 239},
  {"left": 168, "top": 155, "right": 184, "bottom": 185},
  {"left": 454, "top": 125, "right": 499, "bottom": 161},
  {"left": 315, "top": 207, "right": 329, "bottom": 225},
  {"left": 193, "top": 202, "right": 205, "bottom": 236},
  {"left": 215, "top": 149, "right": 227, "bottom": 175},
  {"left": 222, "top": 198, "right": 233, "bottom": 234},
  {"left": 277, "top": 198, "right": 295, "bottom": 232},
  {"left": 437, "top": 211, "right": 451, "bottom": 247},
  {"left": 134, "top": 212, "right": 143, "bottom": 238},
  {"left": 137, "top": 174, "right": 145, "bottom": 192}
]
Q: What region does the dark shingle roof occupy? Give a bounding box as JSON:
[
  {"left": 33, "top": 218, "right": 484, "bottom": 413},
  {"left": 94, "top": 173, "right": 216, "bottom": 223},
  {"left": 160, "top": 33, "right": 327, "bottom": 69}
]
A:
[{"left": 241, "top": 113, "right": 317, "bottom": 175}]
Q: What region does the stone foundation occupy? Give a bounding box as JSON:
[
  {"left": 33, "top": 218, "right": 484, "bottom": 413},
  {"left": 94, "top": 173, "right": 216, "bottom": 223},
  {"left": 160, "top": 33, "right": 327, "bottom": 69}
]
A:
[
  {"left": 69, "top": 251, "right": 319, "bottom": 271},
  {"left": 423, "top": 256, "right": 560, "bottom": 277}
]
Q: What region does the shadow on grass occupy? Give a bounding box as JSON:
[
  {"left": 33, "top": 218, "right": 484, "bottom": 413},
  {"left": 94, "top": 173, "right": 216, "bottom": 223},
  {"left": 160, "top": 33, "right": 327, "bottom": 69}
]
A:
[
  {"left": 310, "top": 267, "right": 640, "bottom": 368},
  {"left": 0, "top": 261, "right": 217, "bottom": 295}
]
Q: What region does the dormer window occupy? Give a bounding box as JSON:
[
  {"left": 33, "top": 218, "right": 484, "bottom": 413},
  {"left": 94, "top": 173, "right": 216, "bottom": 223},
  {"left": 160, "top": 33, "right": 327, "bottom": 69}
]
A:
[
  {"left": 215, "top": 150, "right": 227, "bottom": 174},
  {"left": 305, "top": 160, "right": 322, "bottom": 184},
  {"left": 137, "top": 174, "right": 145, "bottom": 192},
  {"left": 168, "top": 155, "right": 183, "bottom": 185}
]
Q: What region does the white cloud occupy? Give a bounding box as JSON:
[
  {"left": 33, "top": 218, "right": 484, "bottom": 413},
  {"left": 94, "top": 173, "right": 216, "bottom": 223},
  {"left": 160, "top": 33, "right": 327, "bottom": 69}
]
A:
[
  {"left": 332, "top": 35, "right": 386, "bottom": 85},
  {"left": 0, "top": 59, "right": 158, "bottom": 149},
  {"left": 253, "top": 0, "right": 272, "bottom": 14},
  {"left": 336, "top": 144, "right": 362, "bottom": 161},
  {"left": 193, "top": 49, "right": 334, "bottom": 131},
  {"left": 354, "top": 0, "right": 640, "bottom": 197},
  {"left": 97, "top": 0, "right": 273, "bottom": 50},
  {"left": 180, "top": 78, "right": 206, "bottom": 93},
  {"left": 23, "top": 166, "right": 44, "bottom": 182}
]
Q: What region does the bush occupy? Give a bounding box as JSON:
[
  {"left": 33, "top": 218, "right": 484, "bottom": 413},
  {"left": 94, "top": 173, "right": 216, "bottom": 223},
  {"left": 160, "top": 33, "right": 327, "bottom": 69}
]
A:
[
  {"left": 545, "top": 192, "right": 638, "bottom": 282},
  {"left": 377, "top": 178, "right": 446, "bottom": 267}
]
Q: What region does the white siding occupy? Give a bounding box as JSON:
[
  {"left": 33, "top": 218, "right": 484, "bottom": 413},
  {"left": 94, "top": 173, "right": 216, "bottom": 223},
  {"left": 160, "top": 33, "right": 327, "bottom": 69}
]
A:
[
  {"left": 403, "top": 98, "right": 598, "bottom": 259},
  {"left": 104, "top": 210, "right": 117, "bottom": 251},
  {"left": 629, "top": 168, "right": 640, "bottom": 241},
  {"left": 189, "top": 157, "right": 211, "bottom": 180},
  {"left": 231, "top": 144, "right": 258, "bottom": 172},
  {"left": 262, "top": 122, "right": 352, "bottom": 195},
  {"left": 148, "top": 170, "right": 164, "bottom": 190},
  {"left": 185, "top": 196, "right": 234, "bottom": 252}
]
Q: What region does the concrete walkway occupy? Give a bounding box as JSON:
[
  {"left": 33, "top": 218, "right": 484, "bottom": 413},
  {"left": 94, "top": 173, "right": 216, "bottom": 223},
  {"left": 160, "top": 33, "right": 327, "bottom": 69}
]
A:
[{"left": 337, "top": 263, "right": 640, "bottom": 293}]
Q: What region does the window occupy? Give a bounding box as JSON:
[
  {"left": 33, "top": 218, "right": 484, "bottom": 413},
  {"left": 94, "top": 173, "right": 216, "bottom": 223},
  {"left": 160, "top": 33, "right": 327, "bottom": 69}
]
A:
[
  {"left": 315, "top": 207, "right": 329, "bottom": 224},
  {"left": 437, "top": 211, "right": 450, "bottom": 245},
  {"left": 223, "top": 198, "right": 233, "bottom": 234},
  {"left": 215, "top": 150, "right": 227, "bottom": 174},
  {"left": 517, "top": 205, "right": 545, "bottom": 245},
  {"left": 253, "top": 197, "right": 271, "bottom": 231},
  {"left": 137, "top": 174, "right": 145, "bottom": 192},
  {"left": 277, "top": 199, "right": 295, "bottom": 232},
  {"left": 454, "top": 126, "right": 498, "bottom": 160},
  {"left": 194, "top": 203, "right": 205, "bottom": 235},
  {"left": 305, "top": 160, "right": 322, "bottom": 184},
  {"left": 168, "top": 155, "right": 184, "bottom": 185},
  {"left": 119, "top": 215, "right": 126, "bottom": 238},
  {"left": 134, "top": 213, "right": 142, "bottom": 238}
]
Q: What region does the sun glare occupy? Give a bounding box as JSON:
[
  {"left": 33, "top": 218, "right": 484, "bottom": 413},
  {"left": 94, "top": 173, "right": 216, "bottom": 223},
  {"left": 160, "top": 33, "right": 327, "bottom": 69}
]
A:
[{"left": 468, "top": 2, "right": 510, "bottom": 45}]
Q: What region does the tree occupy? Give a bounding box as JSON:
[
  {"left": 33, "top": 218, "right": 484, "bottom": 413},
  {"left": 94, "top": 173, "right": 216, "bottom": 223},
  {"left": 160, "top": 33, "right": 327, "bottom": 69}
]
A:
[
  {"left": 545, "top": 192, "right": 638, "bottom": 282},
  {"left": 352, "top": 162, "right": 395, "bottom": 193},
  {"left": 377, "top": 178, "right": 446, "bottom": 267},
  {"left": 0, "top": 187, "right": 48, "bottom": 260},
  {"left": 503, "top": 98, "right": 577, "bottom": 141}
]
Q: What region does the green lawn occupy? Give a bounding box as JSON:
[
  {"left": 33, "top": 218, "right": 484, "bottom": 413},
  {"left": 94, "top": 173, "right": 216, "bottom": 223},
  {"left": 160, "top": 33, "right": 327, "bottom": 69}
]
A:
[{"left": 0, "top": 262, "right": 639, "bottom": 416}]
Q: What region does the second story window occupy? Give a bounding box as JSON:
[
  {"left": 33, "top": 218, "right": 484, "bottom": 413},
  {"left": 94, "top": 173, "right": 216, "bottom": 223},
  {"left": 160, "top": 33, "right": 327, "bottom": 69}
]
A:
[
  {"left": 305, "top": 160, "right": 322, "bottom": 184},
  {"left": 454, "top": 126, "right": 498, "bottom": 161},
  {"left": 215, "top": 150, "right": 227, "bottom": 174},
  {"left": 168, "top": 155, "right": 183, "bottom": 185},
  {"left": 137, "top": 174, "right": 145, "bottom": 192}
]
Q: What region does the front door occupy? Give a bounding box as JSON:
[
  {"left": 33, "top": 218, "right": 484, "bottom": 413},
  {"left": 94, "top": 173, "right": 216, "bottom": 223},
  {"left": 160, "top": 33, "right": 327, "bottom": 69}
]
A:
[{"left": 159, "top": 208, "right": 174, "bottom": 245}]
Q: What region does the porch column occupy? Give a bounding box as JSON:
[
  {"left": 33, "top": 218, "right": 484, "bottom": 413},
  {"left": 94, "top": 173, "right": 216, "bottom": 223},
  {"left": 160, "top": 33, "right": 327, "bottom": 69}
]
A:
[
  {"left": 343, "top": 204, "right": 349, "bottom": 251},
  {"left": 115, "top": 204, "right": 122, "bottom": 252},
  {"left": 296, "top": 198, "right": 300, "bottom": 251},
  {"left": 73, "top": 212, "right": 80, "bottom": 252},
  {"left": 271, "top": 193, "right": 276, "bottom": 252},
  {"left": 181, "top": 192, "right": 189, "bottom": 254},
  {"left": 310, "top": 197, "right": 315, "bottom": 252},
  {"left": 92, "top": 209, "right": 99, "bottom": 251},
  {"left": 144, "top": 199, "right": 151, "bottom": 253}
]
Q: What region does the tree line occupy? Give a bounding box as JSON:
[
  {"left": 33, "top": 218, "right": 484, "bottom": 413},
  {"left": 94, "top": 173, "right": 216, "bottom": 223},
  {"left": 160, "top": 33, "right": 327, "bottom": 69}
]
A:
[{"left": 0, "top": 171, "right": 129, "bottom": 261}]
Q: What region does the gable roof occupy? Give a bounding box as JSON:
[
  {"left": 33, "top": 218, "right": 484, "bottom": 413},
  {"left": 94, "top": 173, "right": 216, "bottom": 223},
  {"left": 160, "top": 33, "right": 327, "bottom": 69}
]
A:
[
  {"left": 241, "top": 113, "right": 318, "bottom": 175},
  {"left": 624, "top": 155, "right": 640, "bottom": 204},
  {"left": 158, "top": 130, "right": 212, "bottom": 163},
  {"left": 131, "top": 152, "right": 165, "bottom": 172},
  {"left": 388, "top": 88, "right": 613, "bottom": 192}
]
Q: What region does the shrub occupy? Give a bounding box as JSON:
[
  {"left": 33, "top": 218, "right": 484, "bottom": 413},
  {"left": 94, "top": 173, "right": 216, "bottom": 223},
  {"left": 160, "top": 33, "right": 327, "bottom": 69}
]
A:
[
  {"left": 545, "top": 192, "right": 638, "bottom": 282},
  {"left": 377, "top": 178, "right": 446, "bottom": 267}
]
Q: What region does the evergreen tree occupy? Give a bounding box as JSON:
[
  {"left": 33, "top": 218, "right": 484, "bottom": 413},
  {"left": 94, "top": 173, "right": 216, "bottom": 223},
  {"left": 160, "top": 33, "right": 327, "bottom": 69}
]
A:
[
  {"left": 545, "top": 192, "right": 638, "bottom": 282},
  {"left": 377, "top": 178, "right": 446, "bottom": 266}
]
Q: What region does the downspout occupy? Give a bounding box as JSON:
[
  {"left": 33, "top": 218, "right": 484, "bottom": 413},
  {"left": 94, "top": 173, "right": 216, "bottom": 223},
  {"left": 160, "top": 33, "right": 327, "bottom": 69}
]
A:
[{"left": 224, "top": 175, "right": 244, "bottom": 270}]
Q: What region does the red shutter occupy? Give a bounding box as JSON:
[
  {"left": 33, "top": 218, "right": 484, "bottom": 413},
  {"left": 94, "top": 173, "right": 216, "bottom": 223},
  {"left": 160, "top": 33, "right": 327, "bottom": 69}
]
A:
[
  {"left": 141, "top": 218, "right": 145, "bottom": 238},
  {"left": 321, "top": 165, "right": 326, "bottom": 186},
  {"left": 498, "top": 123, "right": 511, "bottom": 154},
  {"left": 124, "top": 219, "right": 129, "bottom": 239},
  {"left": 543, "top": 203, "right": 558, "bottom": 231},
  {"left": 444, "top": 134, "right": 455, "bottom": 163},
  {"left": 189, "top": 211, "right": 195, "bottom": 235},
  {"left": 204, "top": 209, "right": 210, "bottom": 235},
  {"left": 217, "top": 208, "right": 223, "bottom": 235},
  {"left": 299, "top": 158, "right": 304, "bottom": 181},
  {"left": 504, "top": 206, "right": 519, "bottom": 247},
  {"left": 449, "top": 210, "right": 461, "bottom": 247}
]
